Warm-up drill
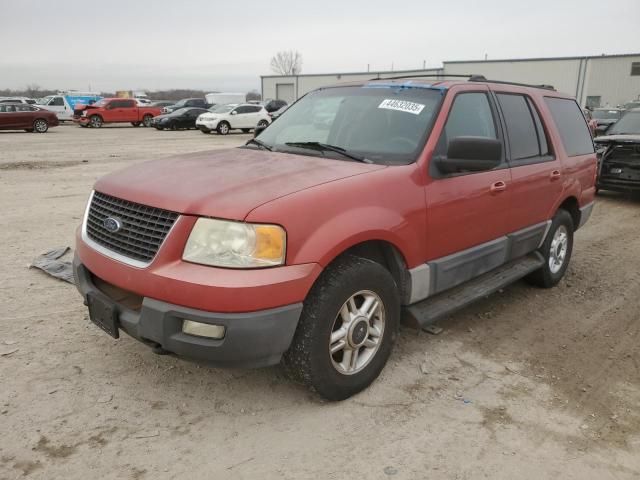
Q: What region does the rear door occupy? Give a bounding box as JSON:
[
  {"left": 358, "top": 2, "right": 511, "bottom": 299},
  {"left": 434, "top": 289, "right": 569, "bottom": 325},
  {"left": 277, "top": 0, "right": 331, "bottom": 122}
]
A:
[
  {"left": 492, "top": 90, "right": 563, "bottom": 233},
  {"left": 120, "top": 99, "right": 138, "bottom": 122},
  {"left": 425, "top": 87, "right": 513, "bottom": 294},
  {"left": 231, "top": 106, "right": 252, "bottom": 128}
]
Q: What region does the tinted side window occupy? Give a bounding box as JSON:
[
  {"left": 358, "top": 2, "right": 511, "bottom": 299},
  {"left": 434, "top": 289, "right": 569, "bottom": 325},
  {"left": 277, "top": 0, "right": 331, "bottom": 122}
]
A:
[
  {"left": 496, "top": 94, "right": 539, "bottom": 160},
  {"left": 50, "top": 97, "right": 64, "bottom": 106},
  {"left": 248, "top": 106, "right": 261, "bottom": 113},
  {"left": 544, "top": 97, "right": 594, "bottom": 156},
  {"left": 527, "top": 98, "right": 549, "bottom": 155},
  {"left": 444, "top": 93, "right": 497, "bottom": 140},
  {"left": 122, "top": 100, "right": 135, "bottom": 108},
  {"left": 16, "top": 104, "right": 31, "bottom": 111},
  {"left": 235, "top": 106, "right": 251, "bottom": 114}
]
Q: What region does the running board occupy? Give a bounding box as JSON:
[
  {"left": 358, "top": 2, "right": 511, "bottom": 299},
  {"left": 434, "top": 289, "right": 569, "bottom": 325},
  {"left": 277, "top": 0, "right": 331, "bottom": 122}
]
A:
[{"left": 403, "top": 252, "right": 545, "bottom": 329}]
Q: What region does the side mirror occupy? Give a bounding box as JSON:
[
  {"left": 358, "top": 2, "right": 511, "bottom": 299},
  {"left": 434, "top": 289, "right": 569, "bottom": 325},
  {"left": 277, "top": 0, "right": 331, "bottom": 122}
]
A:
[
  {"left": 254, "top": 124, "right": 267, "bottom": 137},
  {"left": 230, "top": 111, "right": 238, "bottom": 115},
  {"left": 435, "top": 136, "right": 502, "bottom": 174}
]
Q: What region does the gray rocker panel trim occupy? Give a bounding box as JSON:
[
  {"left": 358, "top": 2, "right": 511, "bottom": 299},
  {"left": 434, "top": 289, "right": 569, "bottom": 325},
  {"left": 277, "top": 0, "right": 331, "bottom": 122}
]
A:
[{"left": 407, "top": 221, "right": 549, "bottom": 305}]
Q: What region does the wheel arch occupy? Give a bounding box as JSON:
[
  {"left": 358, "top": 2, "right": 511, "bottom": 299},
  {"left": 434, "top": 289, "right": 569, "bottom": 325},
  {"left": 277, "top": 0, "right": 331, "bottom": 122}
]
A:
[
  {"left": 319, "top": 238, "right": 411, "bottom": 305},
  {"left": 557, "top": 196, "right": 580, "bottom": 231}
]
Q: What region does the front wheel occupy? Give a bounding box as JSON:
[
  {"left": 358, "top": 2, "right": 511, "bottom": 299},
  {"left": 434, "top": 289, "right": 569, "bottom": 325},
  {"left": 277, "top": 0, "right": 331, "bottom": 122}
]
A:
[
  {"left": 90, "top": 115, "right": 103, "bottom": 128},
  {"left": 33, "top": 119, "right": 49, "bottom": 133},
  {"left": 142, "top": 114, "right": 153, "bottom": 127},
  {"left": 283, "top": 256, "right": 400, "bottom": 401},
  {"left": 217, "top": 121, "right": 230, "bottom": 135},
  {"left": 257, "top": 119, "right": 269, "bottom": 128},
  {"left": 526, "top": 209, "right": 574, "bottom": 288}
]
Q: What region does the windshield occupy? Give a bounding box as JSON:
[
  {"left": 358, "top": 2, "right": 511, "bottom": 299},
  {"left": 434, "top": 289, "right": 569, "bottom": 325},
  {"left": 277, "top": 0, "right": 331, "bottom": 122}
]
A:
[
  {"left": 92, "top": 99, "right": 109, "bottom": 107},
  {"left": 255, "top": 85, "right": 443, "bottom": 164},
  {"left": 210, "top": 104, "right": 235, "bottom": 113},
  {"left": 607, "top": 111, "right": 640, "bottom": 135},
  {"left": 37, "top": 96, "right": 54, "bottom": 105},
  {"left": 592, "top": 110, "right": 621, "bottom": 120},
  {"left": 173, "top": 100, "right": 188, "bottom": 107}
]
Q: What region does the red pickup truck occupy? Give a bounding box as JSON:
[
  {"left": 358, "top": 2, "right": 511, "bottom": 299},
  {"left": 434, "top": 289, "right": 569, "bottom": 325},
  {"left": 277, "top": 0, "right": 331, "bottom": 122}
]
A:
[
  {"left": 73, "top": 98, "right": 161, "bottom": 128},
  {"left": 73, "top": 76, "right": 596, "bottom": 400}
]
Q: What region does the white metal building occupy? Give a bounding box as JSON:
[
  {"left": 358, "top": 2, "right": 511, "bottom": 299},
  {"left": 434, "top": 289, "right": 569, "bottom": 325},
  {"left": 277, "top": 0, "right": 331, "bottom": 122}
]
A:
[{"left": 261, "top": 53, "right": 640, "bottom": 108}]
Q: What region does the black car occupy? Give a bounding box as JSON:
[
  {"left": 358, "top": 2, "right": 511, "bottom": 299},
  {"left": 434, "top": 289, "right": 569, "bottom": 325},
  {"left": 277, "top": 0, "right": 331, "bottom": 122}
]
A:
[
  {"left": 150, "top": 100, "right": 175, "bottom": 108},
  {"left": 262, "top": 99, "right": 288, "bottom": 113},
  {"left": 162, "top": 98, "right": 209, "bottom": 114},
  {"left": 269, "top": 104, "right": 288, "bottom": 121},
  {"left": 152, "top": 107, "right": 209, "bottom": 130},
  {"left": 591, "top": 108, "right": 624, "bottom": 136},
  {"left": 595, "top": 108, "right": 640, "bottom": 193}
]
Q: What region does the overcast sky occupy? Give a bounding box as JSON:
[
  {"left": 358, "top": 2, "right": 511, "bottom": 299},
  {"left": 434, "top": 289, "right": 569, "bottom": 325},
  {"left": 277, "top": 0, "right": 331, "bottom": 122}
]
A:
[{"left": 1, "top": 0, "right": 638, "bottom": 93}]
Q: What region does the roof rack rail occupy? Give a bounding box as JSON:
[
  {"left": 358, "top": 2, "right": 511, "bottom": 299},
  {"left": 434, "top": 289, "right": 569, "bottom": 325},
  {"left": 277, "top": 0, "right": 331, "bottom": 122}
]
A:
[
  {"left": 368, "top": 73, "right": 556, "bottom": 91},
  {"left": 369, "top": 73, "right": 482, "bottom": 81},
  {"left": 468, "top": 77, "right": 556, "bottom": 91}
]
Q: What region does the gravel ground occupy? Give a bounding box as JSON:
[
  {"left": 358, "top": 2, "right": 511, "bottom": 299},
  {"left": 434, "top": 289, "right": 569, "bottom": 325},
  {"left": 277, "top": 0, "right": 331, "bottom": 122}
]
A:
[{"left": 0, "top": 124, "right": 639, "bottom": 480}]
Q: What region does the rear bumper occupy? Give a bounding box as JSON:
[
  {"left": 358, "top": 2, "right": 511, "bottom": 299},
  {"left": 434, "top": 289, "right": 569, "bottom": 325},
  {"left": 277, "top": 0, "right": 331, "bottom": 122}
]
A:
[
  {"left": 73, "top": 257, "right": 303, "bottom": 368},
  {"left": 597, "top": 178, "right": 640, "bottom": 192}
]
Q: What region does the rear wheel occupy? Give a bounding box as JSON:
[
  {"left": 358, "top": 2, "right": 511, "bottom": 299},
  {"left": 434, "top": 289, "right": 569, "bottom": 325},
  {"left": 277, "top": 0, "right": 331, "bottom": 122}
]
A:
[
  {"left": 217, "top": 121, "right": 230, "bottom": 135},
  {"left": 33, "top": 119, "right": 49, "bottom": 133},
  {"left": 526, "top": 209, "right": 574, "bottom": 288},
  {"left": 257, "top": 119, "right": 269, "bottom": 128},
  {"left": 283, "top": 256, "right": 400, "bottom": 401},
  {"left": 131, "top": 121, "right": 141, "bottom": 127},
  {"left": 90, "top": 115, "right": 103, "bottom": 128},
  {"left": 142, "top": 114, "right": 153, "bottom": 127}
]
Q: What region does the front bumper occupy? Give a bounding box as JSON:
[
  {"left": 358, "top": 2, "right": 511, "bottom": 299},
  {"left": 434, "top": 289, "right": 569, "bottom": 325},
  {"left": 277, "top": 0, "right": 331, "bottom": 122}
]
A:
[
  {"left": 73, "top": 257, "right": 303, "bottom": 368},
  {"left": 196, "top": 119, "right": 219, "bottom": 130},
  {"left": 74, "top": 116, "right": 90, "bottom": 125}
]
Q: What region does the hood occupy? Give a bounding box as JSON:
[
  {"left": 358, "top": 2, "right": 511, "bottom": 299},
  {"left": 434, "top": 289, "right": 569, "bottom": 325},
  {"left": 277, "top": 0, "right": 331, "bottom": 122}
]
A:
[
  {"left": 94, "top": 148, "right": 386, "bottom": 220},
  {"left": 595, "top": 134, "right": 640, "bottom": 144}
]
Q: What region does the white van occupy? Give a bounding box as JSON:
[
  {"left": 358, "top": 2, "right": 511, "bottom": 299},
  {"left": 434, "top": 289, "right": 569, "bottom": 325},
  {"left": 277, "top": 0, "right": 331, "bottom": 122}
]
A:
[
  {"left": 205, "top": 92, "right": 246, "bottom": 107},
  {"left": 38, "top": 92, "right": 102, "bottom": 121}
]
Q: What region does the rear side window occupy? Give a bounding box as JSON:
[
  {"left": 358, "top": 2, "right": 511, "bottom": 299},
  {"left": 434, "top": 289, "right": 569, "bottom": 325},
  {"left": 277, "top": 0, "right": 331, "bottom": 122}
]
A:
[
  {"left": 544, "top": 97, "right": 594, "bottom": 156},
  {"left": 50, "top": 97, "right": 64, "bottom": 106},
  {"left": 496, "top": 94, "right": 539, "bottom": 160}
]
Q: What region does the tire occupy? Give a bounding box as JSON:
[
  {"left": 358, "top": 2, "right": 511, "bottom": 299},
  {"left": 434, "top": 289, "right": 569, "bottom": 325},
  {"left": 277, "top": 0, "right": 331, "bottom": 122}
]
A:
[
  {"left": 33, "top": 119, "right": 49, "bottom": 133},
  {"left": 257, "top": 119, "right": 269, "bottom": 128},
  {"left": 170, "top": 123, "right": 177, "bottom": 131},
  {"left": 155, "top": 126, "right": 163, "bottom": 130},
  {"left": 526, "top": 209, "right": 574, "bottom": 288},
  {"left": 142, "top": 115, "right": 153, "bottom": 128},
  {"left": 217, "top": 121, "right": 230, "bottom": 135},
  {"left": 283, "top": 255, "right": 400, "bottom": 401},
  {"left": 131, "top": 122, "right": 141, "bottom": 127},
  {"left": 90, "top": 115, "right": 103, "bottom": 128}
]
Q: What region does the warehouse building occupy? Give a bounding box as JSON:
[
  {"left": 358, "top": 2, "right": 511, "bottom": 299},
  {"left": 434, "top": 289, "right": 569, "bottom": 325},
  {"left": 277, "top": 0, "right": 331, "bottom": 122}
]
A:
[{"left": 261, "top": 53, "right": 640, "bottom": 108}]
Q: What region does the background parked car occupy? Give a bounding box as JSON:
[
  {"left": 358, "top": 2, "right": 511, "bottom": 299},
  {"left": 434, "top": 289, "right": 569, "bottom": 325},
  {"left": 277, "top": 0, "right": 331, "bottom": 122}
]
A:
[
  {"left": 73, "top": 98, "right": 161, "bottom": 128},
  {"left": 195, "top": 104, "right": 271, "bottom": 135},
  {"left": 0, "top": 103, "right": 59, "bottom": 132},
  {"left": 592, "top": 108, "right": 623, "bottom": 136},
  {"left": 37, "top": 92, "right": 102, "bottom": 121},
  {"left": 263, "top": 99, "right": 288, "bottom": 113},
  {"left": 0, "top": 97, "right": 37, "bottom": 105},
  {"left": 205, "top": 93, "right": 246, "bottom": 107},
  {"left": 623, "top": 100, "right": 640, "bottom": 110},
  {"left": 595, "top": 107, "right": 640, "bottom": 193},
  {"left": 152, "top": 107, "right": 209, "bottom": 130},
  {"left": 162, "top": 98, "right": 209, "bottom": 114},
  {"left": 150, "top": 100, "right": 175, "bottom": 108},
  {"left": 269, "top": 104, "right": 289, "bottom": 122}
]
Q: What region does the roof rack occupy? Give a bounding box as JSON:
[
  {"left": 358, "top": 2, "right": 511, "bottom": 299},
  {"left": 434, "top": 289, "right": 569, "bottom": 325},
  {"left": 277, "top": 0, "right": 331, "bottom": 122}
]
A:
[{"left": 369, "top": 73, "right": 556, "bottom": 91}]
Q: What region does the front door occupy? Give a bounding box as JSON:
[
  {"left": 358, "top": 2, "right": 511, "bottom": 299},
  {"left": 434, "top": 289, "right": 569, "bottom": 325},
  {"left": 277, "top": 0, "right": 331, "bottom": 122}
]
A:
[{"left": 425, "top": 88, "right": 512, "bottom": 294}]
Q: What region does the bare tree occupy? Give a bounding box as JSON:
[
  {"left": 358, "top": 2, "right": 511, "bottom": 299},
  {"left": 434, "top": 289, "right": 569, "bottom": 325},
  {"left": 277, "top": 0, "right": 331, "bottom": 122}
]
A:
[
  {"left": 245, "top": 90, "right": 262, "bottom": 102},
  {"left": 25, "top": 83, "right": 42, "bottom": 98},
  {"left": 270, "top": 51, "right": 303, "bottom": 75}
]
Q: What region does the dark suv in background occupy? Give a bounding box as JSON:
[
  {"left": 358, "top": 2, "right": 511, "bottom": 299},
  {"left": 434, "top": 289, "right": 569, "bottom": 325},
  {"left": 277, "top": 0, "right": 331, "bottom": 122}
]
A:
[{"left": 162, "top": 98, "right": 209, "bottom": 114}]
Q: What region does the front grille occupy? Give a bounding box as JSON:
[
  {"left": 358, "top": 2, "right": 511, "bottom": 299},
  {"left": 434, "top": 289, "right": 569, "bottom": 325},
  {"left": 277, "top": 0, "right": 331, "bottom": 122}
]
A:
[{"left": 86, "top": 191, "right": 179, "bottom": 263}]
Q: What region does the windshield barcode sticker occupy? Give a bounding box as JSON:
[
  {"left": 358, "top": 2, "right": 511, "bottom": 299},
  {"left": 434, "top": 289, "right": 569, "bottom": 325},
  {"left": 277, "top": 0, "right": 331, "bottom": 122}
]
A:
[{"left": 378, "top": 99, "right": 425, "bottom": 115}]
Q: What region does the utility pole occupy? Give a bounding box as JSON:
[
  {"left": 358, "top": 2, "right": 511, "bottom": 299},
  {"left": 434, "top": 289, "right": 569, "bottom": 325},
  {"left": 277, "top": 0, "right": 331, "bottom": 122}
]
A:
[{"left": 423, "top": 60, "right": 426, "bottom": 69}]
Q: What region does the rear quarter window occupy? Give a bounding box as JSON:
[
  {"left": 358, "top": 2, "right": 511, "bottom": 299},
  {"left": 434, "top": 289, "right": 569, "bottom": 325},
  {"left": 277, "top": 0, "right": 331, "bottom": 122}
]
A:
[{"left": 544, "top": 97, "right": 594, "bottom": 156}]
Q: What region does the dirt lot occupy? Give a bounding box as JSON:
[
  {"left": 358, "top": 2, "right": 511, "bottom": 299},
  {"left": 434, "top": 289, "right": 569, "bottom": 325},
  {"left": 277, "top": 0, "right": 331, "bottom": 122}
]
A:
[{"left": 0, "top": 124, "right": 639, "bottom": 480}]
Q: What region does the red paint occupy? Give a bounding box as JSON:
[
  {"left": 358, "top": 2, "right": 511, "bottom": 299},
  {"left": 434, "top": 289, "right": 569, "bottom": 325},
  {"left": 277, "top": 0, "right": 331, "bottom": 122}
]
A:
[
  {"left": 76, "top": 80, "right": 596, "bottom": 313},
  {"left": 73, "top": 98, "right": 161, "bottom": 126}
]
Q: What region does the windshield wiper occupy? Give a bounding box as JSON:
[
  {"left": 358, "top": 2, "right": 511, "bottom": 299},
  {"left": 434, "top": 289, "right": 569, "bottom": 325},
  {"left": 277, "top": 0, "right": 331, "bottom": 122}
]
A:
[
  {"left": 285, "top": 142, "right": 372, "bottom": 163},
  {"left": 245, "top": 138, "right": 273, "bottom": 151}
]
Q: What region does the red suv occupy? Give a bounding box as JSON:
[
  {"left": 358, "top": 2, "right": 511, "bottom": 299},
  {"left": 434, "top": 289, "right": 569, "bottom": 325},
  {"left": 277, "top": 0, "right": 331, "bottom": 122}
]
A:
[{"left": 74, "top": 76, "right": 596, "bottom": 400}]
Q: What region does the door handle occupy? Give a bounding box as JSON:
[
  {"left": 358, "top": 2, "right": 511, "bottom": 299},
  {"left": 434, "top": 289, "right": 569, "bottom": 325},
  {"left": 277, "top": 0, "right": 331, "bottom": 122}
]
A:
[
  {"left": 490, "top": 181, "right": 507, "bottom": 193},
  {"left": 550, "top": 170, "right": 561, "bottom": 180}
]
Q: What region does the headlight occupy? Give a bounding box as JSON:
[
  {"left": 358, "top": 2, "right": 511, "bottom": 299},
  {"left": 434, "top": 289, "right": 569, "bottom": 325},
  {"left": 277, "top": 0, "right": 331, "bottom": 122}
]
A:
[{"left": 183, "top": 218, "right": 286, "bottom": 268}]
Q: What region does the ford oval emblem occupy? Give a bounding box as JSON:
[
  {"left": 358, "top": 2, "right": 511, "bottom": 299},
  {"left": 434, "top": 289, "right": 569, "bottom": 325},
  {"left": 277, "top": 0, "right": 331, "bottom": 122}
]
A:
[{"left": 103, "top": 217, "right": 122, "bottom": 233}]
